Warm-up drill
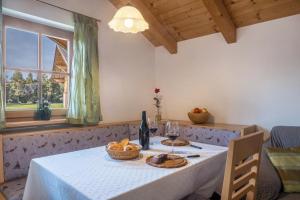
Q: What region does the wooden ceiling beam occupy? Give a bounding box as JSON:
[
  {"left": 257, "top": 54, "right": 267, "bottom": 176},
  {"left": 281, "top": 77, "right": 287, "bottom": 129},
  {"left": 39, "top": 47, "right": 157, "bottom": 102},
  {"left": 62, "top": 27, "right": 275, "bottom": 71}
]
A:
[
  {"left": 110, "top": 0, "right": 177, "bottom": 54},
  {"left": 124, "top": 0, "right": 178, "bottom": 53},
  {"left": 202, "top": 0, "right": 236, "bottom": 43}
]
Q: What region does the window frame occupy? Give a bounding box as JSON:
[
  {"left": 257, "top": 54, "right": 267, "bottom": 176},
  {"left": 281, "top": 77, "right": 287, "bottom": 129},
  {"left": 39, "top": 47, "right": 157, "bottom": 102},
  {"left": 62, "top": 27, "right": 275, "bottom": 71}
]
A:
[{"left": 3, "top": 15, "right": 73, "bottom": 122}]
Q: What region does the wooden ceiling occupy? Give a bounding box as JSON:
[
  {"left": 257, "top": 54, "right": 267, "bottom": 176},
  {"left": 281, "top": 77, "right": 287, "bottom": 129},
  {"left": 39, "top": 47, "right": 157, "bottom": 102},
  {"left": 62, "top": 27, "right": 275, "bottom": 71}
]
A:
[{"left": 109, "top": 0, "right": 300, "bottom": 54}]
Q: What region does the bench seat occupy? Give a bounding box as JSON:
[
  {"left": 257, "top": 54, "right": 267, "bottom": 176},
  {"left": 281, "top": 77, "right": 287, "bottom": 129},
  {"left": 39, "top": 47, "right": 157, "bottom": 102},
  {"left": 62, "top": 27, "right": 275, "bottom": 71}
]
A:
[
  {"left": 0, "top": 177, "right": 26, "bottom": 200},
  {"left": 278, "top": 193, "right": 300, "bottom": 200}
]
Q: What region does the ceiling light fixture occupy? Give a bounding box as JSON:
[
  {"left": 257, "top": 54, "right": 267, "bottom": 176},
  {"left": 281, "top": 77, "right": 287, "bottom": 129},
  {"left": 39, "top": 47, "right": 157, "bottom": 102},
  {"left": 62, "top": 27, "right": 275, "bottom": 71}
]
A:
[{"left": 108, "top": 6, "right": 149, "bottom": 33}]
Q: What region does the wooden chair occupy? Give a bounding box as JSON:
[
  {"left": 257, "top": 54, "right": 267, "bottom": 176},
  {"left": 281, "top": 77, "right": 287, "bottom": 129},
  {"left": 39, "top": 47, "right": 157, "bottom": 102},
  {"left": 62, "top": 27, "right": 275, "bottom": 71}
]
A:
[{"left": 221, "top": 131, "right": 264, "bottom": 200}]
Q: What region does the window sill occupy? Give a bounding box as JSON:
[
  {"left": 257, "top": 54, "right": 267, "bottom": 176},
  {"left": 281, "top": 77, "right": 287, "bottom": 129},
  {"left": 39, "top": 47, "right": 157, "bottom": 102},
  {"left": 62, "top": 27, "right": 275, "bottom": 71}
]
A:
[
  {"left": 6, "top": 119, "right": 67, "bottom": 128},
  {"left": 5, "top": 109, "right": 67, "bottom": 123}
]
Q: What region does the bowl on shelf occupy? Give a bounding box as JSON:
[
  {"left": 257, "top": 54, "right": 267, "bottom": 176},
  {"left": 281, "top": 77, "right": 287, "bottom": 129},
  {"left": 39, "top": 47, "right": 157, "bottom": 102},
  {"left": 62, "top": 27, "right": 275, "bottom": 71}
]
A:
[{"left": 188, "top": 112, "right": 209, "bottom": 124}]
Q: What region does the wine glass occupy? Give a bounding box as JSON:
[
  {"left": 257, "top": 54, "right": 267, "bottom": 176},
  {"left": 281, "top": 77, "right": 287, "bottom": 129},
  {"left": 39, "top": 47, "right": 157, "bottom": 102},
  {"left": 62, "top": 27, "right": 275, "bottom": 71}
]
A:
[
  {"left": 148, "top": 117, "right": 158, "bottom": 136},
  {"left": 165, "top": 121, "right": 180, "bottom": 153}
]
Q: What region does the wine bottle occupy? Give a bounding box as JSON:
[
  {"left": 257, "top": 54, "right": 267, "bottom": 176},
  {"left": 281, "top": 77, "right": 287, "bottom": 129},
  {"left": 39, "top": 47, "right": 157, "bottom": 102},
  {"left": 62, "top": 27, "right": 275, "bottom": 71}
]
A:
[{"left": 139, "top": 111, "right": 150, "bottom": 150}]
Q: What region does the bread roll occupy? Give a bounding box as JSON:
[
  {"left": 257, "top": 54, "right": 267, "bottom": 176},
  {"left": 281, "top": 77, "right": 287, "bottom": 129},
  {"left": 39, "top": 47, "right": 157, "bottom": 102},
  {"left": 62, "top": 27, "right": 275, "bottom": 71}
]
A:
[
  {"left": 120, "top": 138, "right": 129, "bottom": 146},
  {"left": 108, "top": 143, "right": 123, "bottom": 151},
  {"left": 123, "top": 144, "right": 138, "bottom": 151},
  {"left": 108, "top": 141, "right": 118, "bottom": 146}
]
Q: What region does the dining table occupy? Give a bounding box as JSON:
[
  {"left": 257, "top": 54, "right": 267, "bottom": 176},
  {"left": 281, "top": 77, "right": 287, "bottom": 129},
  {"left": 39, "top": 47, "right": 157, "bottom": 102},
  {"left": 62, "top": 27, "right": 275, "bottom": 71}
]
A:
[{"left": 23, "top": 136, "right": 228, "bottom": 200}]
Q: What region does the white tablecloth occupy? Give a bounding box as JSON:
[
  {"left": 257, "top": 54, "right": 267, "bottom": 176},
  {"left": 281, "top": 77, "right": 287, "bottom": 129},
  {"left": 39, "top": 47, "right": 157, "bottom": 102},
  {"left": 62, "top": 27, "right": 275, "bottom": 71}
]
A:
[{"left": 23, "top": 137, "right": 227, "bottom": 200}]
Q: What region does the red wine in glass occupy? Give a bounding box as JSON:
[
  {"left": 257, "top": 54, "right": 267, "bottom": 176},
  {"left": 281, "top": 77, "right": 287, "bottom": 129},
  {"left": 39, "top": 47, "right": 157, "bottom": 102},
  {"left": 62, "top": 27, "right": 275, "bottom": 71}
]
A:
[
  {"left": 168, "top": 135, "right": 178, "bottom": 141},
  {"left": 148, "top": 117, "right": 158, "bottom": 136},
  {"left": 150, "top": 128, "right": 158, "bottom": 134},
  {"left": 165, "top": 121, "right": 180, "bottom": 153}
]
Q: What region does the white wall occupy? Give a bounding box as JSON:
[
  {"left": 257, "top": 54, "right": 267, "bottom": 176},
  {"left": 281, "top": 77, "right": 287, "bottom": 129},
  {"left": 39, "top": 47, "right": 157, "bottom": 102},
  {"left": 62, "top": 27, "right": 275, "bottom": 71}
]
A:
[
  {"left": 3, "top": 0, "right": 300, "bottom": 129},
  {"left": 3, "top": 0, "right": 156, "bottom": 123},
  {"left": 155, "top": 15, "right": 300, "bottom": 130}
]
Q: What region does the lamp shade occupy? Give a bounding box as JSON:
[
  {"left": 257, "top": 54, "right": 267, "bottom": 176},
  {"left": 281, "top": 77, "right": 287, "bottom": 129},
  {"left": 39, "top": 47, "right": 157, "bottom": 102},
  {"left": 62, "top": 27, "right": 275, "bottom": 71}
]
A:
[{"left": 108, "top": 6, "right": 149, "bottom": 33}]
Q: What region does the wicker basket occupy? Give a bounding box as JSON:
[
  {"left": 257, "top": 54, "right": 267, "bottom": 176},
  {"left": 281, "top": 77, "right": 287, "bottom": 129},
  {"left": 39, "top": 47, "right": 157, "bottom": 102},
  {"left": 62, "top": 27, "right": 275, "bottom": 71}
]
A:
[
  {"left": 106, "top": 143, "right": 141, "bottom": 160},
  {"left": 188, "top": 112, "right": 209, "bottom": 124}
]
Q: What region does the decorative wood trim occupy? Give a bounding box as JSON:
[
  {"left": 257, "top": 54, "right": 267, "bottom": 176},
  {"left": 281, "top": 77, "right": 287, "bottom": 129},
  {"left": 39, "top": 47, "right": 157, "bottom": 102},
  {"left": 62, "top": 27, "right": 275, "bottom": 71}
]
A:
[
  {"left": 202, "top": 0, "right": 236, "bottom": 43},
  {"left": 2, "top": 120, "right": 250, "bottom": 138},
  {"left": 98, "top": 120, "right": 140, "bottom": 127},
  {"left": 2, "top": 120, "right": 140, "bottom": 138},
  {"left": 6, "top": 109, "right": 67, "bottom": 122},
  {"left": 5, "top": 118, "right": 67, "bottom": 129},
  {"left": 6, "top": 109, "right": 66, "bottom": 118},
  {"left": 110, "top": 0, "right": 177, "bottom": 54},
  {"left": 4, "top": 118, "right": 260, "bottom": 139},
  {"left": 167, "top": 119, "right": 251, "bottom": 132}
]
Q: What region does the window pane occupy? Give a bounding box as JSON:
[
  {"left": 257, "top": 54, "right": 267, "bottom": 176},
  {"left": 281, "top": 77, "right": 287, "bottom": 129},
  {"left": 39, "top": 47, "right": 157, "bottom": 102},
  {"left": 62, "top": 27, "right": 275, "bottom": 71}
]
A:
[
  {"left": 5, "top": 70, "right": 38, "bottom": 110},
  {"left": 42, "top": 73, "right": 68, "bottom": 109},
  {"left": 6, "top": 28, "right": 38, "bottom": 69},
  {"left": 42, "top": 35, "right": 69, "bottom": 73}
]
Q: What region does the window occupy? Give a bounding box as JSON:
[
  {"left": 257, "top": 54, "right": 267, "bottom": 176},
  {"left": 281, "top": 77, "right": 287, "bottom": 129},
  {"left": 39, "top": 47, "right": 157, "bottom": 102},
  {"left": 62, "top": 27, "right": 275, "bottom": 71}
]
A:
[{"left": 4, "top": 16, "right": 72, "bottom": 116}]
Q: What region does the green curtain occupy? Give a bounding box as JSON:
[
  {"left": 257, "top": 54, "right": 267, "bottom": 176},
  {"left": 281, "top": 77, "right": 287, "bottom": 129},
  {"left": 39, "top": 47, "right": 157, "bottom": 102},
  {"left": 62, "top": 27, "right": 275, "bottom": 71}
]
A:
[
  {"left": 67, "top": 13, "right": 102, "bottom": 125},
  {"left": 0, "top": 0, "right": 5, "bottom": 129}
]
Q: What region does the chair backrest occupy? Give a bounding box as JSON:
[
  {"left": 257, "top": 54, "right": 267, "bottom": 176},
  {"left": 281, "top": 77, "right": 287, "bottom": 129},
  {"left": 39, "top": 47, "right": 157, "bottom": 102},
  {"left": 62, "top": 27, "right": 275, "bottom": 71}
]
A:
[{"left": 221, "top": 131, "right": 264, "bottom": 200}]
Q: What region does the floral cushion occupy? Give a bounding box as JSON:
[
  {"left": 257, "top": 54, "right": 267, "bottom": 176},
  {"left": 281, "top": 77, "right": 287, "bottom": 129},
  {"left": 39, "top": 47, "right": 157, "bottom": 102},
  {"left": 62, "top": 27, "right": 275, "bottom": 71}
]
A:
[
  {"left": 128, "top": 123, "right": 164, "bottom": 140},
  {"left": 2, "top": 122, "right": 240, "bottom": 183},
  {"left": 3, "top": 125, "right": 129, "bottom": 181},
  {"left": 179, "top": 125, "right": 240, "bottom": 147},
  {"left": 0, "top": 177, "right": 26, "bottom": 200}
]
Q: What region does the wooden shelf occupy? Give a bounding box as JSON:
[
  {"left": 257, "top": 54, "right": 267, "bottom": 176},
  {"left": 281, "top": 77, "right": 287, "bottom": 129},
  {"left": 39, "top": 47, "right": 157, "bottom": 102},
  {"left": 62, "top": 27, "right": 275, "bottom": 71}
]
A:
[{"left": 6, "top": 119, "right": 67, "bottom": 128}]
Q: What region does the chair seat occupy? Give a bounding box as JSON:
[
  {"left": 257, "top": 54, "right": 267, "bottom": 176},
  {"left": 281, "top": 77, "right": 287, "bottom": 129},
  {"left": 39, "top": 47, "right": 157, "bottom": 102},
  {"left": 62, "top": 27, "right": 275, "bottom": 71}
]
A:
[
  {"left": 0, "top": 177, "right": 27, "bottom": 200},
  {"left": 277, "top": 193, "right": 300, "bottom": 200}
]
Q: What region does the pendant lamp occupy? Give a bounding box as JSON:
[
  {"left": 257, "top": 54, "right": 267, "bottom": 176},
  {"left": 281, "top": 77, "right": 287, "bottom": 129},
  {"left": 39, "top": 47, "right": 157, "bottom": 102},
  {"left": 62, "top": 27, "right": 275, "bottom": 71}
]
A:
[{"left": 108, "top": 6, "right": 149, "bottom": 33}]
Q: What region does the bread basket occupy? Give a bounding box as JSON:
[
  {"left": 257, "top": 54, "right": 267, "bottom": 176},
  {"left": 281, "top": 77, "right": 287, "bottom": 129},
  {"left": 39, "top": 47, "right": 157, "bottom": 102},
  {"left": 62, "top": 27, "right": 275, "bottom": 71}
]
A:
[{"left": 106, "top": 143, "right": 141, "bottom": 160}]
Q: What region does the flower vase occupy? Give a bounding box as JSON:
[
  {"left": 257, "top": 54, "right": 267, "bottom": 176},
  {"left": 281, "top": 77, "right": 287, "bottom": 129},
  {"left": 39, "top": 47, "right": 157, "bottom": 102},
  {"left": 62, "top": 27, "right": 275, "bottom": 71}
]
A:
[{"left": 155, "top": 113, "right": 162, "bottom": 122}]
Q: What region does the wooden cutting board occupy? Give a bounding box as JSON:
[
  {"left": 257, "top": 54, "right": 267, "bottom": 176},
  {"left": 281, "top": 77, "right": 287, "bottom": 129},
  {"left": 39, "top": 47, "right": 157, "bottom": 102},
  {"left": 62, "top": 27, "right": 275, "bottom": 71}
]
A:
[
  {"left": 161, "top": 138, "right": 189, "bottom": 146},
  {"left": 146, "top": 155, "right": 188, "bottom": 168}
]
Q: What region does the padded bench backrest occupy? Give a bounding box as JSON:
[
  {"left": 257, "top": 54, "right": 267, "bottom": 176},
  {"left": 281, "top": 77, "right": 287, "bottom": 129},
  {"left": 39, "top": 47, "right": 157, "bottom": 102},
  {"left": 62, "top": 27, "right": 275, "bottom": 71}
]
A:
[
  {"left": 3, "top": 124, "right": 130, "bottom": 182},
  {"left": 128, "top": 123, "right": 165, "bottom": 140},
  {"left": 179, "top": 125, "right": 240, "bottom": 147},
  {"left": 2, "top": 122, "right": 245, "bottom": 182},
  {"left": 129, "top": 122, "right": 240, "bottom": 146}
]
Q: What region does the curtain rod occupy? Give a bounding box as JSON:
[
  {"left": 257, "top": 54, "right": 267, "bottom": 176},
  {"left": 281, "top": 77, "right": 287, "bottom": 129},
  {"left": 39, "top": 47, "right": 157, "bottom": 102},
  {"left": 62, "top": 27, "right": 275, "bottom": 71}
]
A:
[{"left": 35, "top": 0, "right": 101, "bottom": 23}]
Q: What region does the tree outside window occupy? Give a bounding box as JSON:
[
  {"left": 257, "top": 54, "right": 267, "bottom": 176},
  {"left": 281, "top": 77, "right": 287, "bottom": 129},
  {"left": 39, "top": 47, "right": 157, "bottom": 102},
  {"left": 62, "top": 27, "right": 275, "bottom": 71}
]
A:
[{"left": 4, "top": 27, "right": 70, "bottom": 111}]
